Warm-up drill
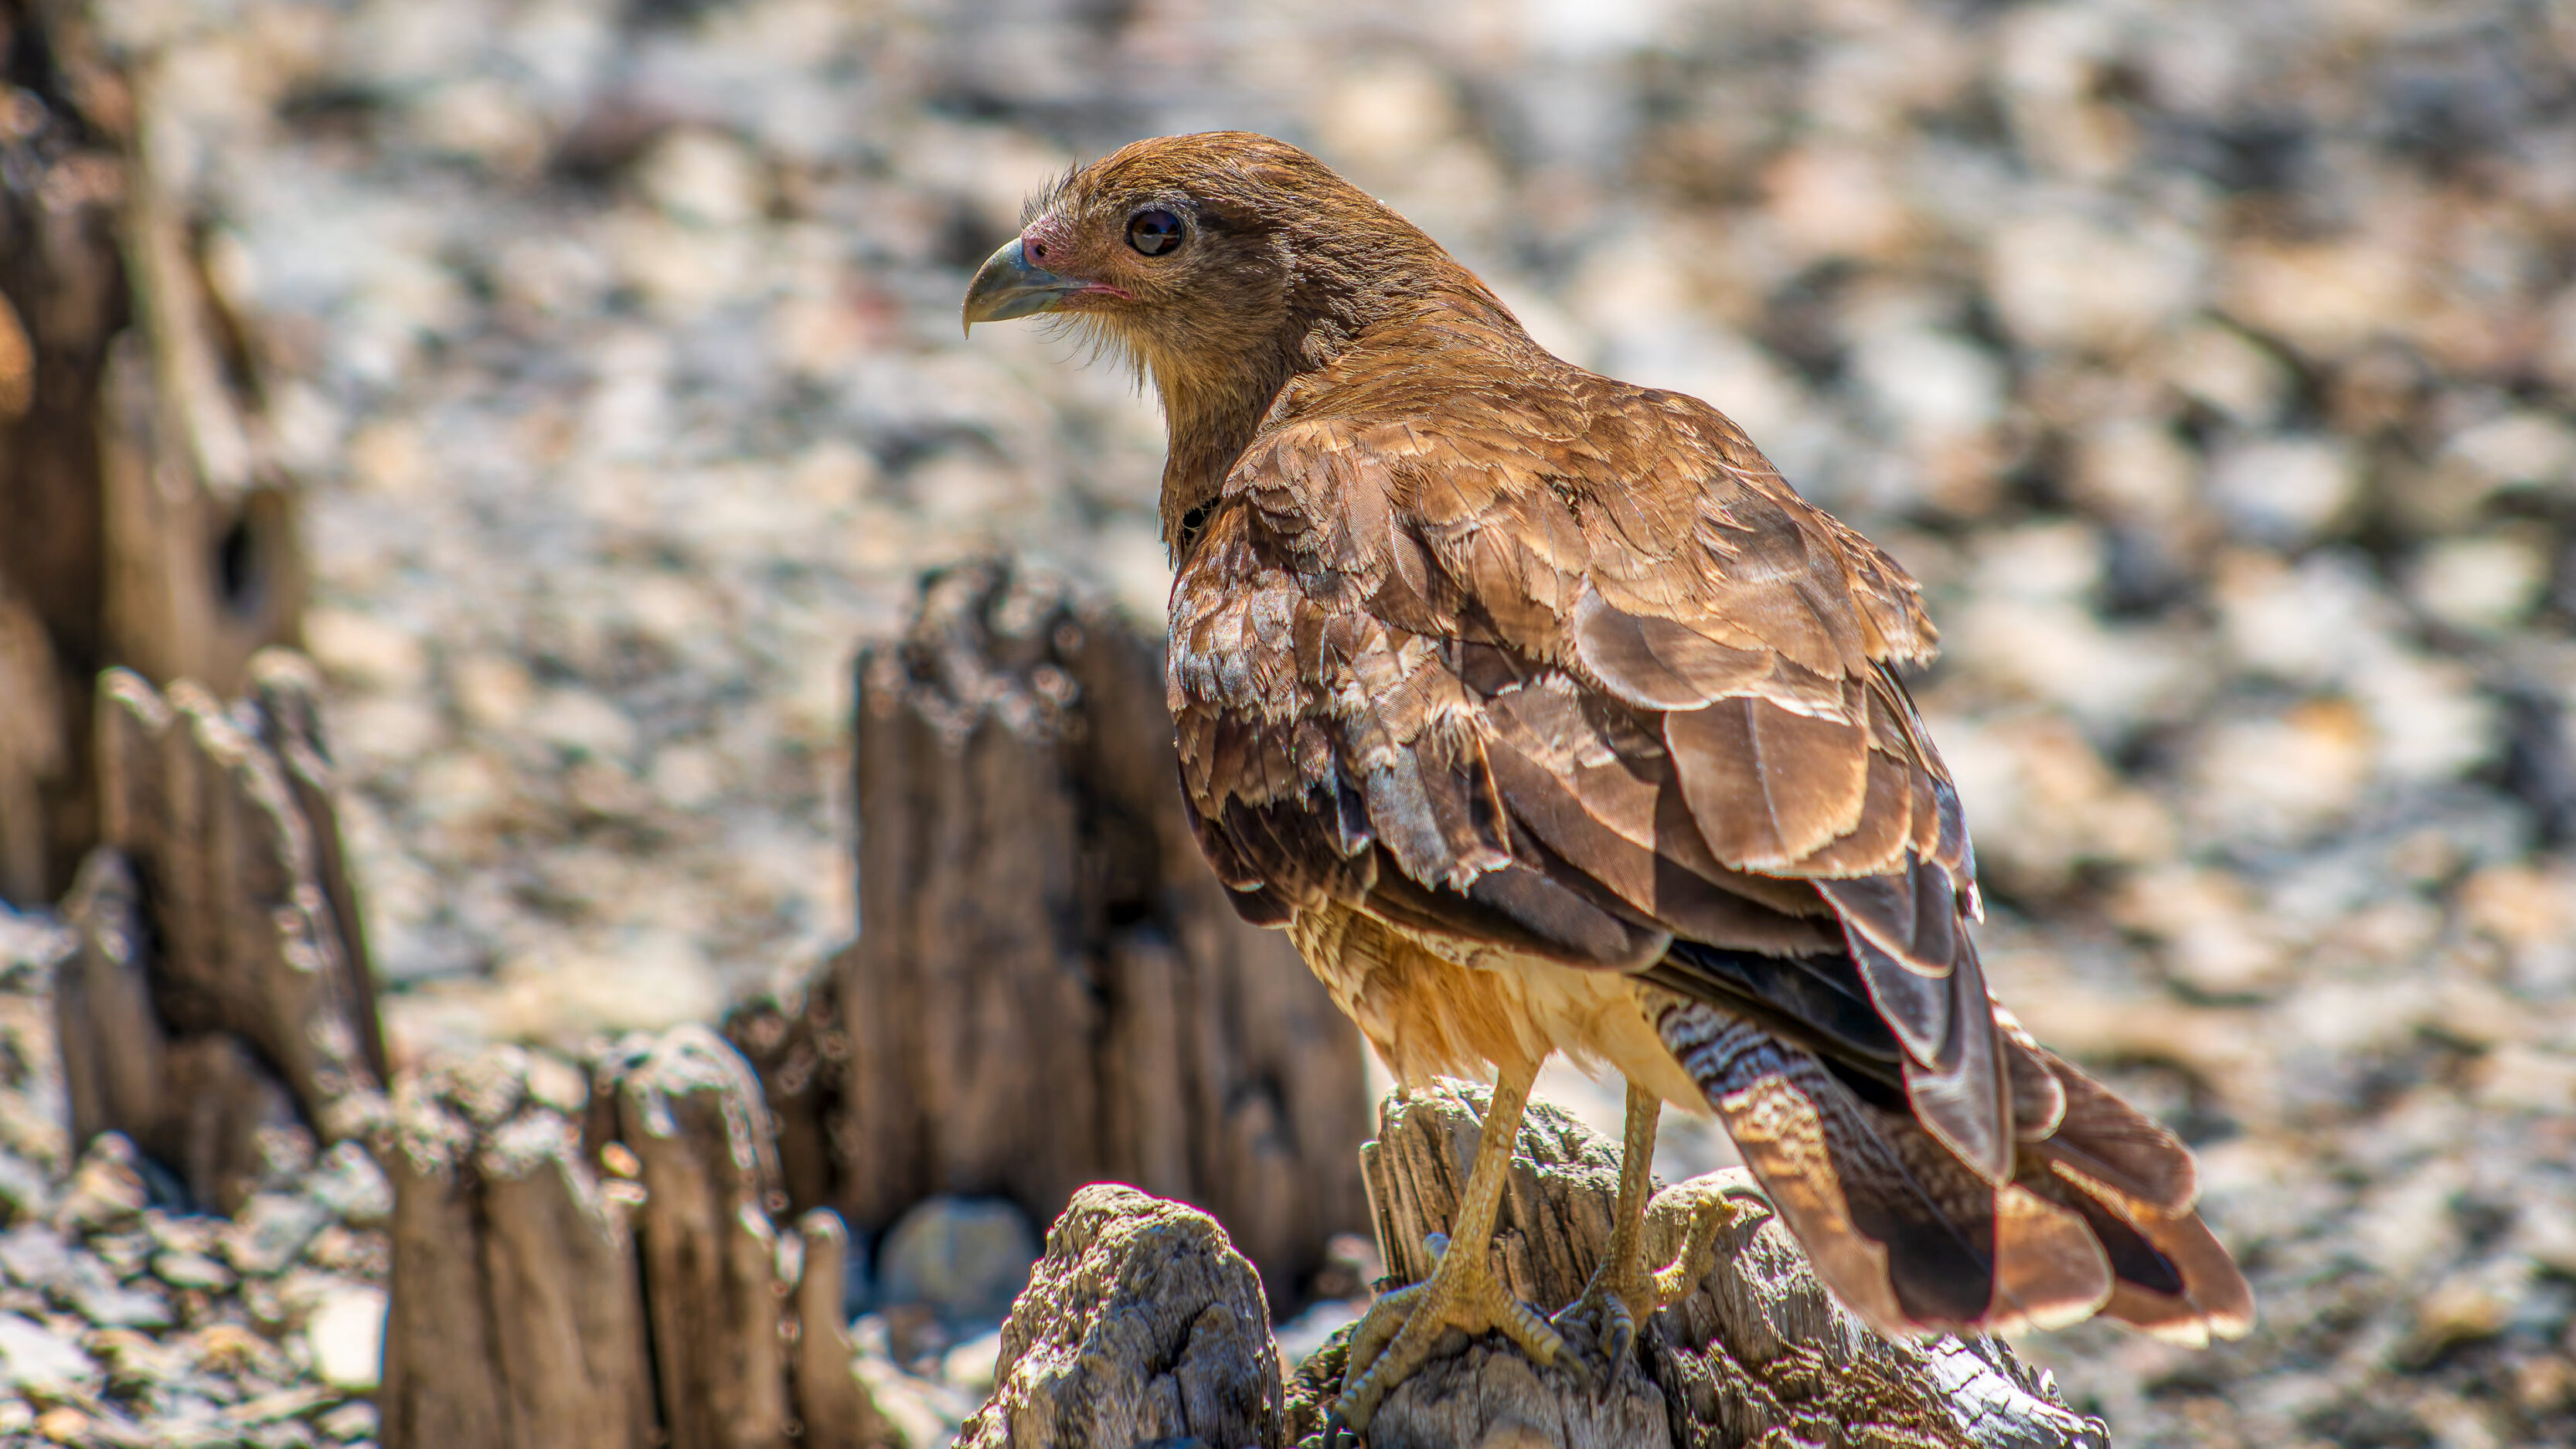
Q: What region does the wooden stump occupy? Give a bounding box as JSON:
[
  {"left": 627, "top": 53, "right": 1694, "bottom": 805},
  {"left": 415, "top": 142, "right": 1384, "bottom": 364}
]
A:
[
  {"left": 0, "top": 0, "right": 131, "bottom": 904},
  {"left": 0, "top": 0, "right": 304, "bottom": 906},
  {"left": 607, "top": 1025, "right": 795, "bottom": 1449},
  {"left": 792, "top": 1209, "right": 900, "bottom": 1449},
  {"left": 957, "top": 1183, "right": 1285, "bottom": 1449},
  {"left": 53, "top": 655, "right": 385, "bottom": 1211},
  {"left": 375, "top": 1046, "right": 655, "bottom": 1449},
  {"left": 1344, "top": 1081, "right": 2109, "bottom": 1449},
  {"left": 839, "top": 559, "right": 1370, "bottom": 1306},
  {"left": 0, "top": 595, "right": 68, "bottom": 903},
  {"left": 380, "top": 1028, "right": 899, "bottom": 1449},
  {"left": 965, "top": 1095, "right": 2107, "bottom": 1449},
  {"left": 723, "top": 977, "right": 849, "bottom": 1220}
]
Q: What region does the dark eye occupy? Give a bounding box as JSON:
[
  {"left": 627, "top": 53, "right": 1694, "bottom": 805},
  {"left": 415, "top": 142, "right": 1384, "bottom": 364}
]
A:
[{"left": 1127, "top": 209, "right": 1185, "bottom": 256}]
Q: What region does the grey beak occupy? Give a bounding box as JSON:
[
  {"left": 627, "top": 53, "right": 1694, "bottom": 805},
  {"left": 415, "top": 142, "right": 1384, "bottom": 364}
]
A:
[{"left": 961, "top": 238, "right": 1087, "bottom": 335}]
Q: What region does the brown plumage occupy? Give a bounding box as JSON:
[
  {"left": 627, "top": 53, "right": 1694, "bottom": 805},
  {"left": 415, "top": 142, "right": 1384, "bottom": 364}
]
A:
[{"left": 965, "top": 131, "right": 2250, "bottom": 1402}]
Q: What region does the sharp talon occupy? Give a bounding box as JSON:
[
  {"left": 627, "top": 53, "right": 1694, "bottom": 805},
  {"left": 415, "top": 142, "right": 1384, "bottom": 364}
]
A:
[
  {"left": 1322, "top": 1408, "right": 1353, "bottom": 1449},
  {"left": 1604, "top": 1303, "right": 1635, "bottom": 1379},
  {"left": 1421, "top": 1231, "right": 1449, "bottom": 1262}
]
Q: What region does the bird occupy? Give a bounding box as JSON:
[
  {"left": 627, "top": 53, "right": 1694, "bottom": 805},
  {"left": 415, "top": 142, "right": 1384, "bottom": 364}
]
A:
[{"left": 963, "top": 131, "right": 2253, "bottom": 1434}]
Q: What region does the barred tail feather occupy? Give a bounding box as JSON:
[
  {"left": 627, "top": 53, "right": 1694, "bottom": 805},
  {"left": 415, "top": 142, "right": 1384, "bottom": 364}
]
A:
[{"left": 1653, "top": 994, "right": 2252, "bottom": 1343}]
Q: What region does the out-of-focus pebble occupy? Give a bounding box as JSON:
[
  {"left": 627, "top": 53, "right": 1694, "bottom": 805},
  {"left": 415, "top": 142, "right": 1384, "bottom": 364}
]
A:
[
  {"left": 876, "top": 1197, "right": 1040, "bottom": 1326},
  {"left": 301, "top": 1285, "right": 386, "bottom": 1391}
]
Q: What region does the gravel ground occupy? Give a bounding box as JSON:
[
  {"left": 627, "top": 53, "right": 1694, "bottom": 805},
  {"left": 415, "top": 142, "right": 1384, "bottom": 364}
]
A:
[
  {"left": 35, "top": 0, "right": 2576, "bottom": 1443},
  {"left": 0, "top": 917, "right": 392, "bottom": 1448}
]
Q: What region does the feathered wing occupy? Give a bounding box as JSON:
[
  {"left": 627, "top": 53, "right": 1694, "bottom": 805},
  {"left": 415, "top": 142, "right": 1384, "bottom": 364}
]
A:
[{"left": 1168, "top": 345, "right": 2250, "bottom": 1342}]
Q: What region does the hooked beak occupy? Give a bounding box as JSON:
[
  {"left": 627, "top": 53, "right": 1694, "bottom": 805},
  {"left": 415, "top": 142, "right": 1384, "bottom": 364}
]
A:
[{"left": 961, "top": 237, "right": 1088, "bottom": 335}]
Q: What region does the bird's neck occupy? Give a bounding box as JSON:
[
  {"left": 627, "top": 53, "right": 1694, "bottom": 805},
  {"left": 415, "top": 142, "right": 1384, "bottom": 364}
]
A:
[
  {"left": 1155, "top": 362, "right": 1285, "bottom": 546},
  {"left": 1152, "top": 270, "right": 1519, "bottom": 554}
]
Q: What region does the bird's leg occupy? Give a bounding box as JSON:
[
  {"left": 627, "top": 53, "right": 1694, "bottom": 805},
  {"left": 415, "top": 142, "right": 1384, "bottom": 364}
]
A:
[
  {"left": 1333, "top": 1057, "right": 1574, "bottom": 1435},
  {"left": 1550, "top": 1081, "right": 1727, "bottom": 1385}
]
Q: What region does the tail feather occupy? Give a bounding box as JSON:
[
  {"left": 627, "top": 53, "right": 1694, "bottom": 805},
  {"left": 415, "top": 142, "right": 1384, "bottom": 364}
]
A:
[
  {"left": 2021, "top": 1161, "right": 2255, "bottom": 1346},
  {"left": 1656, "top": 995, "right": 2114, "bottom": 1336},
  {"left": 2031, "top": 1045, "right": 2199, "bottom": 1215},
  {"left": 1654, "top": 992, "right": 2251, "bottom": 1343},
  {"left": 2002, "top": 1027, "right": 2067, "bottom": 1140}
]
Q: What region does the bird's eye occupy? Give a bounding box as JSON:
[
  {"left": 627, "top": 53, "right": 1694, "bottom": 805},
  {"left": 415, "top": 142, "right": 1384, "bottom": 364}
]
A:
[{"left": 1127, "top": 209, "right": 1185, "bottom": 256}]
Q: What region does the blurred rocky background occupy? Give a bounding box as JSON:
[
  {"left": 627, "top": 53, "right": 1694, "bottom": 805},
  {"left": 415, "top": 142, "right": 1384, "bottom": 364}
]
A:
[{"left": 3, "top": 0, "right": 2575, "bottom": 1444}]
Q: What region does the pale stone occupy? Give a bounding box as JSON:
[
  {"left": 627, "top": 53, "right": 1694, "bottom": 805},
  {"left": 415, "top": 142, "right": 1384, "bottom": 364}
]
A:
[
  {"left": 2161, "top": 323, "right": 2294, "bottom": 427},
  {"left": 638, "top": 126, "right": 767, "bottom": 229},
  {"left": 2407, "top": 532, "right": 2552, "bottom": 633},
  {"left": 2221, "top": 239, "right": 2419, "bottom": 359},
  {"left": 878, "top": 1197, "right": 1040, "bottom": 1325},
  {"left": 302, "top": 608, "right": 429, "bottom": 692},
  {"left": 524, "top": 688, "right": 638, "bottom": 763},
  {"left": 1989, "top": 209, "right": 2203, "bottom": 353},
  {"left": 0, "top": 1315, "right": 94, "bottom": 1393},
  {"left": 2206, "top": 435, "right": 2360, "bottom": 545},
  {"left": 304, "top": 1284, "right": 387, "bottom": 1390}
]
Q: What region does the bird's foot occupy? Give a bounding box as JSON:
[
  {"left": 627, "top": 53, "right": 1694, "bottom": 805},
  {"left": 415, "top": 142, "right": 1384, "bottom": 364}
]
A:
[
  {"left": 1549, "top": 1192, "right": 1730, "bottom": 1392},
  {"left": 1327, "top": 1232, "right": 1580, "bottom": 1443},
  {"left": 1649, "top": 1190, "right": 1730, "bottom": 1307}
]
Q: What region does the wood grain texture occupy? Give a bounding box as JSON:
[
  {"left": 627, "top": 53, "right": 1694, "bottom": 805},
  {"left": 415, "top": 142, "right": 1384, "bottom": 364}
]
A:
[
  {"left": 0, "top": 0, "right": 303, "bottom": 905},
  {"left": 607, "top": 1026, "right": 795, "bottom": 1449},
  {"left": 56, "top": 658, "right": 383, "bottom": 1213},
  {"left": 379, "top": 1031, "right": 901, "bottom": 1449},
  {"left": 792, "top": 1209, "right": 900, "bottom": 1449},
  {"left": 957, "top": 1183, "right": 1284, "bottom": 1449},
  {"left": 376, "top": 1046, "right": 654, "bottom": 1449},
  {"left": 0, "top": 0, "right": 128, "bottom": 904},
  {"left": 839, "top": 559, "right": 1370, "bottom": 1307},
  {"left": 1333, "top": 1081, "right": 2109, "bottom": 1449}
]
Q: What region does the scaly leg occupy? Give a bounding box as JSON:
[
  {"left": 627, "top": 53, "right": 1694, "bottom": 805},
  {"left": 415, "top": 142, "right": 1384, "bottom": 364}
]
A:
[
  {"left": 1332, "top": 1056, "right": 1577, "bottom": 1437},
  {"left": 1550, "top": 1081, "right": 1728, "bottom": 1384}
]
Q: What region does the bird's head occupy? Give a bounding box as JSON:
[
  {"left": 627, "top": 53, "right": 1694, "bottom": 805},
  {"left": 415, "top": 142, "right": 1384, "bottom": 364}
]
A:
[{"left": 961, "top": 131, "right": 1512, "bottom": 547}]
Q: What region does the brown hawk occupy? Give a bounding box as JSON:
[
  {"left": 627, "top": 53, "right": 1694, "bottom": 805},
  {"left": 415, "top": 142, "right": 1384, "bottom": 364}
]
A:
[{"left": 964, "top": 131, "right": 2251, "bottom": 1434}]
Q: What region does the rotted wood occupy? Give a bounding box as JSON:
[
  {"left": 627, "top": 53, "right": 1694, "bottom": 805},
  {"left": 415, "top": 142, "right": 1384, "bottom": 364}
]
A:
[
  {"left": 841, "top": 558, "right": 1370, "bottom": 1307},
  {"left": 375, "top": 1046, "right": 655, "bottom": 1449},
  {"left": 56, "top": 843, "right": 305, "bottom": 1211},
  {"left": 247, "top": 651, "right": 390, "bottom": 1080},
  {"left": 792, "top": 1208, "right": 900, "bottom": 1449},
  {"left": 0, "top": 0, "right": 303, "bottom": 906},
  {"left": 604, "top": 1024, "right": 795, "bottom": 1449},
  {"left": 0, "top": 0, "right": 131, "bottom": 903},
  {"left": 53, "top": 654, "right": 385, "bottom": 1211},
  {"left": 94, "top": 0, "right": 304, "bottom": 699},
  {"left": 0, "top": 594, "right": 67, "bottom": 902},
  {"left": 1337, "top": 1082, "right": 2109, "bottom": 1449},
  {"left": 723, "top": 976, "right": 848, "bottom": 1220},
  {"left": 379, "top": 1029, "right": 897, "bottom": 1449},
  {"left": 957, "top": 1183, "right": 1285, "bottom": 1449}
]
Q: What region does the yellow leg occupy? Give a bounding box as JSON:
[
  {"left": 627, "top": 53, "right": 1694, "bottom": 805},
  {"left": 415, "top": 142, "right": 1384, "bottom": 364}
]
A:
[
  {"left": 1332, "top": 1056, "right": 1575, "bottom": 1436},
  {"left": 1550, "top": 1082, "right": 1727, "bottom": 1384}
]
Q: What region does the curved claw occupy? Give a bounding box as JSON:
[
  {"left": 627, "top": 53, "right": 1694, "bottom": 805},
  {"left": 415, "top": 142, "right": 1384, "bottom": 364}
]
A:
[
  {"left": 1549, "top": 1269, "right": 1638, "bottom": 1400},
  {"left": 1594, "top": 1296, "right": 1635, "bottom": 1400}
]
